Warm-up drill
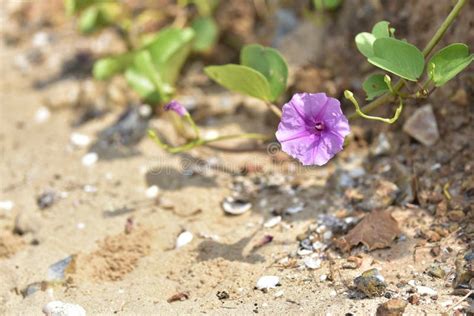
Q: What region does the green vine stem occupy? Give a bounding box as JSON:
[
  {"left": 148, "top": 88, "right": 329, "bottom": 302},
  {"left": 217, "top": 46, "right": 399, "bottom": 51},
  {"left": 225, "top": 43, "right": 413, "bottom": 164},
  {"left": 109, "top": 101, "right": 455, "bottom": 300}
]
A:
[
  {"left": 348, "top": 0, "right": 467, "bottom": 120},
  {"left": 344, "top": 90, "right": 403, "bottom": 124},
  {"left": 148, "top": 130, "right": 270, "bottom": 154}
]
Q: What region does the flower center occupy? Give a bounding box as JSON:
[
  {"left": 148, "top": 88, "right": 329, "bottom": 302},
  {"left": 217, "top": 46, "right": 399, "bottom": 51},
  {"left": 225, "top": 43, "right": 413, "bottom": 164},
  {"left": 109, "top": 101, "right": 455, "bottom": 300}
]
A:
[{"left": 314, "top": 121, "right": 325, "bottom": 132}]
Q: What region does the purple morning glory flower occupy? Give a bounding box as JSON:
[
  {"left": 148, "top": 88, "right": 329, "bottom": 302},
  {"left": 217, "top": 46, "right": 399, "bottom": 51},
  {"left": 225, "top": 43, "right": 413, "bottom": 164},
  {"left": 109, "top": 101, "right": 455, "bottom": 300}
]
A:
[
  {"left": 275, "top": 93, "right": 350, "bottom": 166},
  {"left": 164, "top": 100, "right": 188, "bottom": 117}
]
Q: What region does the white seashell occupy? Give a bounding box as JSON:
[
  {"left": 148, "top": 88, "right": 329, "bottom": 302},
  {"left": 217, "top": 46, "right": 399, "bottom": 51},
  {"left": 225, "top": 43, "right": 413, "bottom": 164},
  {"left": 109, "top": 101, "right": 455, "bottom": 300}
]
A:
[
  {"left": 35, "top": 107, "right": 51, "bottom": 123},
  {"left": 42, "top": 300, "right": 86, "bottom": 316},
  {"left": 256, "top": 275, "right": 280, "bottom": 290},
  {"left": 176, "top": 231, "right": 193, "bottom": 248},
  {"left": 81, "top": 152, "right": 98, "bottom": 167},
  {"left": 222, "top": 197, "right": 251, "bottom": 215},
  {"left": 263, "top": 216, "right": 281, "bottom": 228},
  {"left": 304, "top": 257, "right": 321, "bottom": 269},
  {"left": 286, "top": 203, "right": 304, "bottom": 214},
  {"left": 83, "top": 185, "right": 97, "bottom": 193},
  {"left": 0, "top": 200, "right": 14, "bottom": 211},
  {"left": 274, "top": 290, "right": 284, "bottom": 297},
  {"left": 70, "top": 133, "right": 91, "bottom": 147},
  {"left": 145, "top": 185, "right": 160, "bottom": 199},
  {"left": 416, "top": 285, "right": 437, "bottom": 296}
]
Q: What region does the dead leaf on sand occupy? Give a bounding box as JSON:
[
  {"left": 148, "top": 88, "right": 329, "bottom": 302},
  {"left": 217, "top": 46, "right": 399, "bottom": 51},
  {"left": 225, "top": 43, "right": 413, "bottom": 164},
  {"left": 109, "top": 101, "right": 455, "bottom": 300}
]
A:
[{"left": 339, "top": 209, "right": 401, "bottom": 251}]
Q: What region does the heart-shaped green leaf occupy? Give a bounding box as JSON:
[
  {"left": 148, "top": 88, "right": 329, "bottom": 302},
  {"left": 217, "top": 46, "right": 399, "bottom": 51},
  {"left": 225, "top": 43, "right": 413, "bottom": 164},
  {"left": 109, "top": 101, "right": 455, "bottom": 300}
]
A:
[
  {"left": 371, "top": 21, "right": 391, "bottom": 39},
  {"left": 368, "top": 38, "right": 424, "bottom": 81},
  {"left": 428, "top": 43, "right": 473, "bottom": 87},
  {"left": 93, "top": 53, "right": 133, "bottom": 80},
  {"left": 362, "top": 74, "right": 390, "bottom": 100},
  {"left": 191, "top": 16, "right": 218, "bottom": 52},
  {"left": 240, "top": 44, "right": 288, "bottom": 101},
  {"left": 355, "top": 32, "right": 376, "bottom": 58},
  {"left": 205, "top": 64, "right": 272, "bottom": 101},
  {"left": 355, "top": 21, "right": 395, "bottom": 58}
]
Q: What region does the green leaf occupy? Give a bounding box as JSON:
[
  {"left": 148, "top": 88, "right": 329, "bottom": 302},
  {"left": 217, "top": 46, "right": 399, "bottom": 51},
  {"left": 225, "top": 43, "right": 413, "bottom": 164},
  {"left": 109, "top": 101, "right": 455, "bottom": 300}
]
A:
[
  {"left": 93, "top": 53, "right": 133, "bottom": 80},
  {"left": 371, "top": 21, "right": 391, "bottom": 39},
  {"left": 133, "top": 51, "right": 173, "bottom": 97},
  {"left": 428, "top": 43, "right": 473, "bottom": 87},
  {"left": 355, "top": 32, "right": 376, "bottom": 58},
  {"left": 65, "top": 0, "right": 94, "bottom": 15},
  {"left": 355, "top": 21, "right": 394, "bottom": 58},
  {"left": 368, "top": 38, "right": 424, "bottom": 81},
  {"left": 191, "top": 16, "right": 218, "bottom": 52},
  {"left": 205, "top": 64, "right": 272, "bottom": 101},
  {"left": 240, "top": 44, "right": 288, "bottom": 101},
  {"left": 125, "top": 67, "right": 162, "bottom": 104},
  {"left": 362, "top": 74, "right": 389, "bottom": 100},
  {"left": 78, "top": 6, "right": 99, "bottom": 33},
  {"left": 313, "top": 0, "right": 343, "bottom": 11},
  {"left": 145, "top": 27, "right": 195, "bottom": 84}
]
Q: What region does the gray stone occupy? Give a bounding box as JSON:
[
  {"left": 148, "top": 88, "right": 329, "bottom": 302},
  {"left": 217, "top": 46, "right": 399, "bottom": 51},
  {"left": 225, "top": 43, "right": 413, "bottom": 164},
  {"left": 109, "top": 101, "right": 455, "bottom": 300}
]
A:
[{"left": 403, "top": 104, "right": 439, "bottom": 146}]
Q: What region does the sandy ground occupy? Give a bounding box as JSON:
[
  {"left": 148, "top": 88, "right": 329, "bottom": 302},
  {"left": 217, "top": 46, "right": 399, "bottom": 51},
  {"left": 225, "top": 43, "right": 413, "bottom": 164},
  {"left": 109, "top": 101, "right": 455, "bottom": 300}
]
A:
[{"left": 0, "top": 1, "right": 473, "bottom": 315}]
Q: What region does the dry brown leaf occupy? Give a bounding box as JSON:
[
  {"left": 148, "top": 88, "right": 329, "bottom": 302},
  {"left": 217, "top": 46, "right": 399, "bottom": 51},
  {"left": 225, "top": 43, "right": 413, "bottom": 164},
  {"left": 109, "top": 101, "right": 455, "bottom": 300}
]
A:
[{"left": 340, "top": 210, "right": 401, "bottom": 251}]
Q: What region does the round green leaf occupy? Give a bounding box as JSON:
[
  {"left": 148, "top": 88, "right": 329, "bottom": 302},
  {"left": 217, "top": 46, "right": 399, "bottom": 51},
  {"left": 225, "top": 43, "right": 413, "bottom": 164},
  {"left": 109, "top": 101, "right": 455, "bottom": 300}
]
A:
[
  {"left": 428, "top": 43, "right": 473, "bottom": 87},
  {"left": 355, "top": 32, "right": 376, "bottom": 58},
  {"left": 368, "top": 38, "right": 424, "bottom": 81},
  {"left": 371, "top": 21, "right": 391, "bottom": 39},
  {"left": 240, "top": 44, "right": 288, "bottom": 101},
  {"left": 191, "top": 16, "right": 218, "bottom": 52},
  {"left": 205, "top": 64, "right": 272, "bottom": 101},
  {"left": 362, "top": 73, "right": 389, "bottom": 100}
]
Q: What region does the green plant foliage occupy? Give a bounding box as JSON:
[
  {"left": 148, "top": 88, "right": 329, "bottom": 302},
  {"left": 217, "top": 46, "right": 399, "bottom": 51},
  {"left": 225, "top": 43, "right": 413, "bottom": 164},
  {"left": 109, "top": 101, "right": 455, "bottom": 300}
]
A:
[
  {"left": 191, "top": 16, "right": 218, "bottom": 52},
  {"left": 75, "top": 1, "right": 122, "bottom": 34},
  {"left": 240, "top": 44, "right": 288, "bottom": 101},
  {"left": 125, "top": 68, "right": 162, "bottom": 104},
  {"left": 428, "top": 43, "right": 473, "bottom": 87},
  {"left": 355, "top": 20, "right": 394, "bottom": 58},
  {"left": 93, "top": 27, "right": 194, "bottom": 104},
  {"left": 93, "top": 53, "right": 133, "bottom": 80},
  {"left": 368, "top": 38, "right": 424, "bottom": 81},
  {"left": 78, "top": 6, "right": 99, "bottom": 33},
  {"left": 313, "top": 0, "right": 343, "bottom": 11},
  {"left": 205, "top": 65, "right": 272, "bottom": 101},
  {"left": 145, "top": 27, "right": 195, "bottom": 84},
  {"left": 65, "top": 0, "right": 95, "bottom": 15},
  {"left": 362, "top": 74, "right": 390, "bottom": 100}
]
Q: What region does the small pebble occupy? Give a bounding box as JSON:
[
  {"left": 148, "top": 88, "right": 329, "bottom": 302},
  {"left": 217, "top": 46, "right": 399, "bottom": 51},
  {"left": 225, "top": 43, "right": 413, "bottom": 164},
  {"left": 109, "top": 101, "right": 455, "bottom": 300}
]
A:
[
  {"left": 35, "top": 106, "right": 50, "bottom": 123},
  {"left": 70, "top": 133, "right": 91, "bottom": 147},
  {"left": 256, "top": 276, "right": 280, "bottom": 290},
  {"left": 0, "top": 200, "right": 14, "bottom": 211},
  {"left": 176, "top": 231, "right": 193, "bottom": 248},
  {"left": 376, "top": 299, "right": 407, "bottom": 316},
  {"left": 81, "top": 152, "right": 98, "bottom": 167},
  {"left": 83, "top": 185, "right": 97, "bottom": 193},
  {"left": 145, "top": 185, "right": 160, "bottom": 199},
  {"left": 304, "top": 257, "right": 321, "bottom": 270},
  {"left": 354, "top": 268, "right": 387, "bottom": 298},
  {"left": 42, "top": 300, "right": 85, "bottom": 316},
  {"left": 416, "top": 285, "right": 437, "bottom": 296},
  {"left": 264, "top": 216, "right": 281, "bottom": 228}
]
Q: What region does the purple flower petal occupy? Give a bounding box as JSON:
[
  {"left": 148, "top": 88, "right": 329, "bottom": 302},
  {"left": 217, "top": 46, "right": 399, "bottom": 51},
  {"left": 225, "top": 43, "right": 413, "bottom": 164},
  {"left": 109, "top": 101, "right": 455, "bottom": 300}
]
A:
[
  {"left": 275, "top": 92, "right": 350, "bottom": 166},
  {"left": 165, "top": 100, "right": 188, "bottom": 117}
]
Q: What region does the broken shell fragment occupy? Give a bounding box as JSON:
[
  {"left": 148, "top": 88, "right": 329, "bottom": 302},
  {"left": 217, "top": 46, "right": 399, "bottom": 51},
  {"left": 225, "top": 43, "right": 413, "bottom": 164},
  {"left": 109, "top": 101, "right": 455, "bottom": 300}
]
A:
[
  {"left": 264, "top": 216, "right": 281, "bottom": 228},
  {"left": 176, "top": 231, "right": 193, "bottom": 249},
  {"left": 42, "top": 301, "right": 86, "bottom": 316},
  {"left": 256, "top": 275, "right": 280, "bottom": 290},
  {"left": 222, "top": 197, "right": 251, "bottom": 215}
]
